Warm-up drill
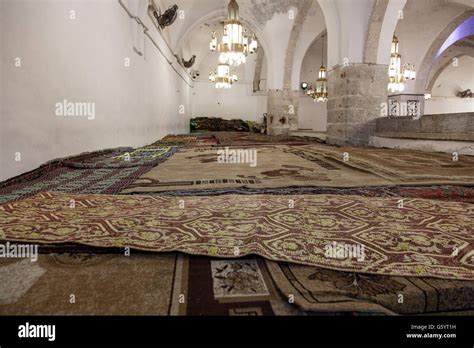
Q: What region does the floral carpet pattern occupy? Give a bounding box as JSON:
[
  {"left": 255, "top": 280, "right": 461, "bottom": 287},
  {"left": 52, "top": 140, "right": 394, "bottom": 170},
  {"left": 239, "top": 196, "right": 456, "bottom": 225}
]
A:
[
  {"left": 266, "top": 261, "right": 474, "bottom": 315},
  {"left": 1, "top": 192, "right": 472, "bottom": 280},
  {"left": 211, "top": 259, "right": 270, "bottom": 298}
]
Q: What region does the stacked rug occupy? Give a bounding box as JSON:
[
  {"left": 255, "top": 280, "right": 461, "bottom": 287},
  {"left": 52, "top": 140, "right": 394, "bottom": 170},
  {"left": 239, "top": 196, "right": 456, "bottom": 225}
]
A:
[
  {"left": 266, "top": 261, "right": 474, "bottom": 315},
  {"left": 1, "top": 132, "right": 473, "bottom": 316},
  {"left": 120, "top": 144, "right": 474, "bottom": 194},
  {"left": 0, "top": 253, "right": 176, "bottom": 315},
  {"left": 63, "top": 146, "right": 178, "bottom": 168},
  {"left": 1, "top": 192, "right": 472, "bottom": 280},
  {"left": 0, "top": 146, "right": 178, "bottom": 204}
]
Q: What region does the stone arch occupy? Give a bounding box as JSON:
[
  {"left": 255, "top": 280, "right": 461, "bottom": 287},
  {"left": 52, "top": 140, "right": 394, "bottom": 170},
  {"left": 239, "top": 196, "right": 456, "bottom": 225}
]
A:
[
  {"left": 298, "top": 30, "right": 327, "bottom": 81},
  {"left": 426, "top": 53, "right": 465, "bottom": 94},
  {"left": 317, "top": 0, "right": 405, "bottom": 68},
  {"left": 364, "top": 0, "right": 390, "bottom": 64},
  {"left": 289, "top": 1, "right": 327, "bottom": 90},
  {"left": 283, "top": 0, "right": 314, "bottom": 89},
  {"left": 365, "top": 0, "right": 408, "bottom": 65},
  {"left": 414, "top": 10, "right": 474, "bottom": 93},
  {"left": 253, "top": 48, "right": 265, "bottom": 92}
]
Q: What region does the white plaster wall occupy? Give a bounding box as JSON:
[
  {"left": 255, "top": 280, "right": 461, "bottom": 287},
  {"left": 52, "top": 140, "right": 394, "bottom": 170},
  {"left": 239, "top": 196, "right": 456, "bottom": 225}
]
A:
[
  {"left": 262, "top": 11, "right": 298, "bottom": 89},
  {"left": 191, "top": 82, "right": 267, "bottom": 123},
  {"left": 190, "top": 45, "right": 267, "bottom": 123},
  {"left": 376, "top": 0, "right": 407, "bottom": 65},
  {"left": 425, "top": 55, "right": 474, "bottom": 114},
  {"left": 318, "top": 0, "right": 373, "bottom": 68},
  {"left": 291, "top": 1, "right": 326, "bottom": 90},
  {"left": 0, "top": 0, "right": 192, "bottom": 181},
  {"left": 299, "top": 35, "right": 328, "bottom": 131},
  {"left": 395, "top": 0, "right": 469, "bottom": 93}
]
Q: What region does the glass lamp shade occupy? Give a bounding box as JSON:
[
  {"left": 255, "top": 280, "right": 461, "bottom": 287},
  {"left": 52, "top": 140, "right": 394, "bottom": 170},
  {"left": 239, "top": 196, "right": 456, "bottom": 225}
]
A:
[
  {"left": 210, "top": 40, "right": 217, "bottom": 51},
  {"left": 212, "top": 63, "right": 238, "bottom": 89},
  {"left": 318, "top": 66, "right": 326, "bottom": 79},
  {"left": 210, "top": 32, "right": 217, "bottom": 51},
  {"left": 209, "top": 71, "right": 216, "bottom": 82},
  {"left": 316, "top": 81, "right": 328, "bottom": 102},
  {"left": 210, "top": 1, "right": 257, "bottom": 65},
  {"left": 217, "top": 64, "right": 230, "bottom": 77},
  {"left": 387, "top": 36, "right": 416, "bottom": 91},
  {"left": 403, "top": 68, "right": 411, "bottom": 80},
  {"left": 243, "top": 35, "right": 249, "bottom": 53},
  {"left": 225, "top": 21, "right": 243, "bottom": 45},
  {"left": 391, "top": 36, "right": 399, "bottom": 54},
  {"left": 249, "top": 35, "right": 258, "bottom": 53},
  {"left": 222, "top": 34, "right": 229, "bottom": 46}
]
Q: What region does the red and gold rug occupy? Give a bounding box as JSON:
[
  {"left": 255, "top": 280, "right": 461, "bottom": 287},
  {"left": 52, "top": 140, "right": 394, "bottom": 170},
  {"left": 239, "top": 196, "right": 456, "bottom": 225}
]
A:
[{"left": 0, "top": 192, "right": 472, "bottom": 280}]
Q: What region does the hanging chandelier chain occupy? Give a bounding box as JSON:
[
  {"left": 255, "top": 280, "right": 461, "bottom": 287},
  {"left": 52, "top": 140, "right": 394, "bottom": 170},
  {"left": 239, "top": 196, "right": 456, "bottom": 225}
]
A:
[
  {"left": 209, "top": 0, "right": 258, "bottom": 88},
  {"left": 388, "top": 35, "right": 416, "bottom": 93},
  {"left": 307, "top": 33, "right": 328, "bottom": 102}
]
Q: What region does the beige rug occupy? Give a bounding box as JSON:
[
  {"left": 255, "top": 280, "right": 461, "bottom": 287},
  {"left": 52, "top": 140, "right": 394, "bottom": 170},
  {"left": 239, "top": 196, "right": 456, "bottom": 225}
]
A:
[
  {"left": 120, "top": 145, "right": 390, "bottom": 193},
  {"left": 120, "top": 144, "right": 474, "bottom": 194},
  {"left": 300, "top": 144, "right": 474, "bottom": 184},
  {"left": 0, "top": 253, "right": 176, "bottom": 315},
  {"left": 1, "top": 192, "right": 472, "bottom": 280}
]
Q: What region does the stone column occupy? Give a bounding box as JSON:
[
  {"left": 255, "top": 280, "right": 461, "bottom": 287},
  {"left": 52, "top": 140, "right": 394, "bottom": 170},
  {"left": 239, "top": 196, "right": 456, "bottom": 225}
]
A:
[
  {"left": 326, "top": 64, "right": 388, "bottom": 146},
  {"left": 266, "top": 89, "right": 299, "bottom": 136}
]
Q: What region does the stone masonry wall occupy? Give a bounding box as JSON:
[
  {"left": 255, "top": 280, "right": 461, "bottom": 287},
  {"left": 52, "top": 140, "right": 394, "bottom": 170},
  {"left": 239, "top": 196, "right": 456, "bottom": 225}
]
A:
[
  {"left": 326, "top": 64, "right": 388, "bottom": 146},
  {"left": 267, "top": 89, "right": 299, "bottom": 136}
]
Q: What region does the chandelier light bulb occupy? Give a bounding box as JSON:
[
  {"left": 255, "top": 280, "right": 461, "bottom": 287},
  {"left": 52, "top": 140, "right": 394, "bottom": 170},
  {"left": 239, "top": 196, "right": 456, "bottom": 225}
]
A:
[
  {"left": 308, "top": 34, "right": 328, "bottom": 102},
  {"left": 388, "top": 36, "right": 416, "bottom": 92},
  {"left": 209, "top": 0, "right": 257, "bottom": 67}
]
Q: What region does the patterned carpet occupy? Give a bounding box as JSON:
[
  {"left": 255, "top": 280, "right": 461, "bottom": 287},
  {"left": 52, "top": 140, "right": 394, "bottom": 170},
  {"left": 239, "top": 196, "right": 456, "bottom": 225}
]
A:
[
  {"left": 1, "top": 133, "right": 473, "bottom": 316},
  {"left": 120, "top": 144, "right": 474, "bottom": 194},
  {"left": 266, "top": 261, "right": 474, "bottom": 315},
  {"left": 132, "top": 185, "right": 474, "bottom": 203},
  {"left": 0, "top": 252, "right": 298, "bottom": 316},
  {"left": 120, "top": 145, "right": 390, "bottom": 193},
  {"left": 63, "top": 146, "right": 178, "bottom": 168},
  {"left": 0, "top": 146, "right": 177, "bottom": 204},
  {"left": 2, "top": 250, "right": 471, "bottom": 316},
  {"left": 299, "top": 144, "right": 474, "bottom": 185},
  {"left": 210, "top": 132, "right": 324, "bottom": 146},
  {"left": 1, "top": 192, "right": 472, "bottom": 280},
  {"left": 153, "top": 134, "right": 219, "bottom": 147},
  {"left": 170, "top": 254, "right": 299, "bottom": 315}
]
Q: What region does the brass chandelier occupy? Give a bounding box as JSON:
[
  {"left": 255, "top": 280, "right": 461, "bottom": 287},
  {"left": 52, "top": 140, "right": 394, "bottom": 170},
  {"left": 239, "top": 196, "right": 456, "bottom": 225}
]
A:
[
  {"left": 209, "top": 63, "right": 238, "bottom": 89},
  {"left": 209, "top": 0, "right": 258, "bottom": 67},
  {"left": 307, "top": 34, "right": 328, "bottom": 102},
  {"left": 388, "top": 36, "right": 416, "bottom": 93}
]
